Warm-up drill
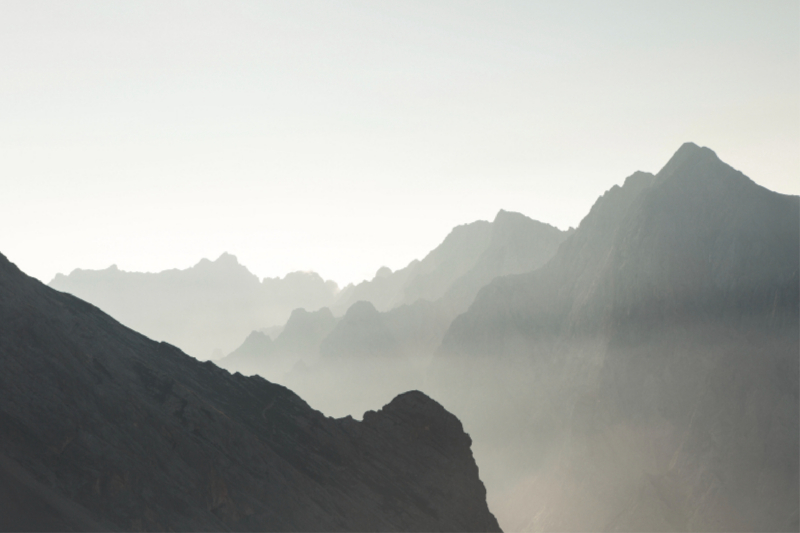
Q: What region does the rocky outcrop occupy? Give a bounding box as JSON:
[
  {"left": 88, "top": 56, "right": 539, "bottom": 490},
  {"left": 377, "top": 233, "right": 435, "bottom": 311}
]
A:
[{"left": 0, "top": 252, "right": 500, "bottom": 532}]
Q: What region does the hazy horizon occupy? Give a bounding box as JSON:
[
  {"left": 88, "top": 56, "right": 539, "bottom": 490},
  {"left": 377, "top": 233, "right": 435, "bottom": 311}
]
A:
[{"left": 3, "top": 0, "right": 798, "bottom": 286}]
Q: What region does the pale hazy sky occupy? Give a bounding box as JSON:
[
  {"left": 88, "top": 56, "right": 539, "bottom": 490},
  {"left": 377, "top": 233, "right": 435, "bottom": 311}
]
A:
[{"left": 2, "top": 0, "right": 798, "bottom": 286}]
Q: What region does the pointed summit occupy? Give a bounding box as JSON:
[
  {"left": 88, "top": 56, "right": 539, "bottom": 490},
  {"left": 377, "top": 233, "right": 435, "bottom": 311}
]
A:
[
  {"left": 214, "top": 251, "right": 241, "bottom": 265},
  {"left": 655, "top": 142, "right": 740, "bottom": 187}
]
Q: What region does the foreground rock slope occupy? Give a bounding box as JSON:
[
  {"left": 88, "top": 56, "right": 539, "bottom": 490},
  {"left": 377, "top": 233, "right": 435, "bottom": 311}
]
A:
[{"left": 0, "top": 253, "right": 500, "bottom": 532}]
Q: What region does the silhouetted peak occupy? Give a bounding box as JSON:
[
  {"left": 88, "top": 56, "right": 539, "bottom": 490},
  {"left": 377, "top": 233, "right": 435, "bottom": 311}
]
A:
[
  {"left": 492, "top": 209, "right": 527, "bottom": 224},
  {"left": 655, "top": 142, "right": 726, "bottom": 185},
  {"left": 241, "top": 330, "right": 272, "bottom": 347},
  {"left": 578, "top": 170, "right": 655, "bottom": 231},
  {"left": 214, "top": 252, "right": 240, "bottom": 265},
  {"left": 345, "top": 300, "right": 380, "bottom": 319},
  {"left": 193, "top": 252, "right": 241, "bottom": 270},
  {"left": 375, "top": 266, "right": 393, "bottom": 279},
  {"left": 283, "top": 270, "right": 323, "bottom": 282},
  {"left": 491, "top": 209, "right": 560, "bottom": 235},
  {"left": 381, "top": 390, "right": 440, "bottom": 414},
  {"left": 288, "top": 307, "right": 311, "bottom": 320},
  {"left": 284, "top": 306, "right": 335, "bottom": 330},
  {"left": 365, "top": 391, "right": 470, "bottom": 449},
  {"left": 622, "top": 170, "right": 656, "bottom": 189},
  {"left": 673, "top": 141, "right": 717, "bottom": 161}
]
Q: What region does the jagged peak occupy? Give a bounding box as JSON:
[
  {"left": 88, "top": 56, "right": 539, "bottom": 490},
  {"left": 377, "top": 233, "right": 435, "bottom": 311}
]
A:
[
  {"left": 214, "top": 252, "right": 240, "bottom": 265},
  {"left": 492, "top": 209, "right": 528, "bottom": 223},
  {"left": 573, "top": 170, "right": 656, "bottom": 233},
  {"left": 492, "top": 209, "right": 562, "bottom": 234},
  {"left": 193, "top": 252, "right": 241, "bottom": 269},
  {"left": 622, "top": 170, "right": 655, "bottom": 188},
  {"left": 656, "top": 142, "right": 723, "bottom": 183}
]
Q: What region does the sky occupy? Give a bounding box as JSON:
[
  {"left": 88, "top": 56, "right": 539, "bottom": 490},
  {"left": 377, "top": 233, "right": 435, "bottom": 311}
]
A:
[{"left": 2, "top": 0, "right": 798, "bottom": 287}]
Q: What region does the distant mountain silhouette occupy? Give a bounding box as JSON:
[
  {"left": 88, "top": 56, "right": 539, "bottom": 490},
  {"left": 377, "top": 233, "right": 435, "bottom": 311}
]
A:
[
  {"left": 332, "top": 212, "right": 569, "bottom": 317},
  {"left": 216, "top": 307, "right": 338, "bottom": 380},
  {"left": 437, "top": 210, "right": 571, "bottom": 316},
  {"left": 38, "top": 141, "right": 798, "bottom": 532},
  {"left": 49, "top": 253, "right": 339, "bottom": 360},
  {"left": 332, "top": 219, "right": 493, "bottom": 314},
  {"left": 433, "top": 143, "right": 799, "bottom": 531},
  {"left": 221, "top": 210, "right": 569, "bottom": 416},
  {"left": 0, "top": 252, "right": 500, "bottom": 531}
]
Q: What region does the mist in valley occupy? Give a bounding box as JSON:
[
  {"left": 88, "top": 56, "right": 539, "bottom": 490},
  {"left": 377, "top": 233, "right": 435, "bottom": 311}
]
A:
[
  {"left": 50, "top": 144, "right": 800, "bottom": 531},
  {"left": 4, "top": 1, "right": 799, "bottom": 531}
]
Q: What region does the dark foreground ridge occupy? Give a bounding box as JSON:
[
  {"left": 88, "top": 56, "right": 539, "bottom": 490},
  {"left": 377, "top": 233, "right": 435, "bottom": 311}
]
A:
[{"left": 0, "top": 253, "right": 500, "bottom": 532}]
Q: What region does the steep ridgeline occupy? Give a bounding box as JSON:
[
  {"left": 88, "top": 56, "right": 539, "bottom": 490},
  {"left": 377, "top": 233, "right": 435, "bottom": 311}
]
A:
[
  {"left": 216, "top": 307, "right": 339, "bottom": 380},
  {"left": 221, "top": 211, "right": 568, "bottom": 415},
  {"left": 437, "top": 210, "right": 571, "bottom": 317},
  {"left": 331, "top": 220, "right": 493, "bottom": 315},
  {"left": 49, "top": 254, "right": 339, "bottom": 360},
  {"left": 432, "top": 143, "right": 799, "bottom": 532},
  {"left": 331, "top": 212, "right": 568, "bottom": 316},
  {"left": 0, "top": 252, "right": 500, "bottom": 532}
]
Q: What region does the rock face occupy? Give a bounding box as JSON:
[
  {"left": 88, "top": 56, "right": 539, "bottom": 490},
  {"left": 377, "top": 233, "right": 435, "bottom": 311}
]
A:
[
  {"left": 0, "top": 253, "right": 500, "bottom": 532},
  {"left": 432, "top": 143, "right": 799, "bottom": 531},
  {"left": 49, "top": 253, "right": 339, "bottom": 360}
]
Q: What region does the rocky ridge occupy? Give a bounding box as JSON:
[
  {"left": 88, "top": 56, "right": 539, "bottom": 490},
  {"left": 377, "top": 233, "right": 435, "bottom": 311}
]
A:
[
  {"left": 0, "top": 252, "right": 500, "bottom": 532},
  {"left": 432, "top": 143, "right": 799, "bottom": 531}
]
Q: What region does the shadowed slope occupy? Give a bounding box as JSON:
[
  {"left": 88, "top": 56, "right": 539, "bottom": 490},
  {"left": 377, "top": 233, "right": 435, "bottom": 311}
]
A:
[
  {"left": 433, "top": 143, "right": 798, "bottom": 531},
  {"left": 0, "top": 253, "right": 500, "bottom": 532}
]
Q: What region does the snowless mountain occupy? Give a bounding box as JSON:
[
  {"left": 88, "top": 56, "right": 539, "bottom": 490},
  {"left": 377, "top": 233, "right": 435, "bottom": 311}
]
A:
[
  {"left": 431, "top": 143, "right": 799, "bottom": 531},
  {"left": 0, "top": 251, "right": 500, "bottom": 531},
  {"left": 49, "top": 253, "right": 339, "bottom": 360}
]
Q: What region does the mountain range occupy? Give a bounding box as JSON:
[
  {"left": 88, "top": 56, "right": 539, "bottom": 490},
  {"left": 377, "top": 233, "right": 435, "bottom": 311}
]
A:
[
  {"left": 41, "top": 142, "right": 799, "bottom": 531},
  {"left": 0, "top": 251, "right": 500, "bottom": 531},
  {"left": 432, "top": 143, "right": 799, "bottom": 531},
  {"left": 49, "top": 253, "right": 339, "bottom": 360}
]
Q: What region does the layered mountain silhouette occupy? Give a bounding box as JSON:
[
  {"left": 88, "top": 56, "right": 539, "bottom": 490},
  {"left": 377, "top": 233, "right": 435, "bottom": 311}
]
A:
[
  {"left": 0, "top": 252, "right": 500, "bottom": 531},
  {"left": 216, "top": 307, "right": 338, "bottom": 379},
  {"left": 332, "top": 211, "right": 568, "bottom": 317},
  {"left": 38, "top": 142, "right": 798, "bottom": 532},
  {"left": 219, "top": 210, "right": 568, "bottom": 416},
  {"left": 49, "top": 253, "right": 339, "bottom": 360},
  {"left": 331, "top": 220, "right": 493, "bottom": 315},
  {"left": 432, "top": 143, "right": 799, "bottom": 531}
]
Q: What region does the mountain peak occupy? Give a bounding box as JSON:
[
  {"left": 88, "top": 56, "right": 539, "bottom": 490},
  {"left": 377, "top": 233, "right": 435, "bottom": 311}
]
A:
[
  {"left": 214, "top": 252, "right": 240, "bottom": 265},
  {"left": 375, "top": 266, "right": 393, "bottom": 279},
  {"left": 656, "top": 142, "right": 723, "bottom": 184},
  {"left": 622, "top": 170, "right": 655, "bottom": 189},
  {"left": 492, "top": 209, "right": 528, "bottom": 224},
  {"left": 345, "top": 300, "right": 380, "bottom": 319}
]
